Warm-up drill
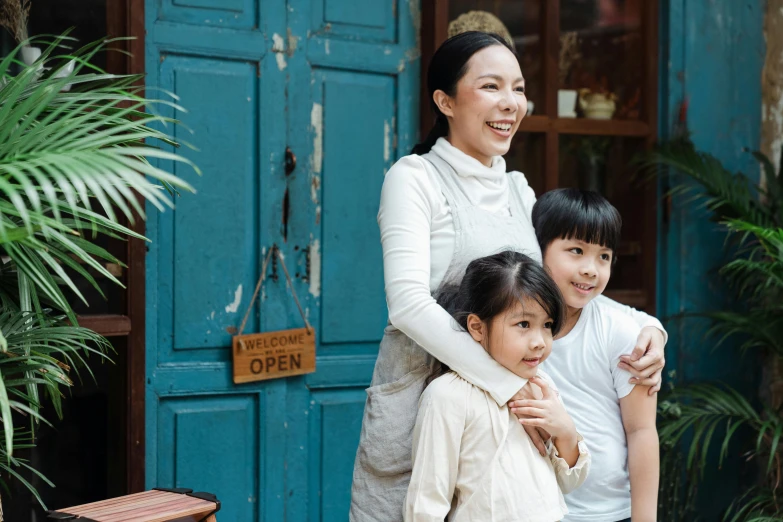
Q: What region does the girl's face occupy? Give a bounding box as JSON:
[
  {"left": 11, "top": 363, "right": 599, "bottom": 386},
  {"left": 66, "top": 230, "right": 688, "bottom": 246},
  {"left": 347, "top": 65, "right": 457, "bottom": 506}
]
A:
[
  {"left": 434, "top": 45, "right": 527, "bottom": 166},
  {"left": 467, "top": 297, "right": 554, "bottom": 379}
]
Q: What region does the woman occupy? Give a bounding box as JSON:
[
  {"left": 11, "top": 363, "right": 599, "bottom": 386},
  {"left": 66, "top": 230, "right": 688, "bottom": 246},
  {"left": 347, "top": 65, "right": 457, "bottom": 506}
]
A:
[{"left": 349, "top": 31, "right": 666, "bottom": 522}]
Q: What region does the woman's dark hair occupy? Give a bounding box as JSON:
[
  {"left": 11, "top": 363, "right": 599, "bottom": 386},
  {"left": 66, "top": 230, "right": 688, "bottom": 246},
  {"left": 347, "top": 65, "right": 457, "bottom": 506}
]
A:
[
  {"left": 411, "top": 31, "right": 517, "bottom": 155},
  {"left": 436, "top": 250, "right": 566, "bottom": 338},
  {"left": 532, "top": 188, "right": 622, "bottom": 260}
]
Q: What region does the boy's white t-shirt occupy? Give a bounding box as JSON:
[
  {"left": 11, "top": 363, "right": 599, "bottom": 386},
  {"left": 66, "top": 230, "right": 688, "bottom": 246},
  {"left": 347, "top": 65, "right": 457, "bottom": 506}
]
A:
[{"left": 541, "top": 298, "right": 641, "bottom": 522}]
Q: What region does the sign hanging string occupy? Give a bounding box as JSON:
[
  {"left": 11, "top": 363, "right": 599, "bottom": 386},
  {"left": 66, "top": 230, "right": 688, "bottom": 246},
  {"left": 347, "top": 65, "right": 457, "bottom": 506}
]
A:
[{"left": 238, "top": 246, "right": 312, "bottom": 337}]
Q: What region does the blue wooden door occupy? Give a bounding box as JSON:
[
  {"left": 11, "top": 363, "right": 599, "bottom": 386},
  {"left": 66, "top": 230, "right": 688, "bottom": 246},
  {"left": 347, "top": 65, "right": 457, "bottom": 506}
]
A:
[{"left": 144, "top": 0, "right": 419, "bottom": 520}]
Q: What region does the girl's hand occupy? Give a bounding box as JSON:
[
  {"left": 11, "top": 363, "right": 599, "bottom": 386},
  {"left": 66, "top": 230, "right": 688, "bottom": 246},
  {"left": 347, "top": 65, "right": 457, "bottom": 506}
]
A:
[
  {"left": 511, "top": 377, "right": 575, "bottom": 443},
  {"left": 618, "top": 326, "right": 666, "bottom": 396},
  {"left": 509, "top": 381, "right": 550, "bottom": 457}
]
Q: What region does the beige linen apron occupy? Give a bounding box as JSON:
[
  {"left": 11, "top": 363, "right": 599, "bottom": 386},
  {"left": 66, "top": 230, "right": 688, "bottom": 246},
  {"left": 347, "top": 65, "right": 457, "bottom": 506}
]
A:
[{"left": 349, "top": 151, "right": 541, "bottom": 521}]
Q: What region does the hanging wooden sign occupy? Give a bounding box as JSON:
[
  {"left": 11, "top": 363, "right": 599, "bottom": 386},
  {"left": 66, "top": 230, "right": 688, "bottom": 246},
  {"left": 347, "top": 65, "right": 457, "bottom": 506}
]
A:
[
  {"left": 233, "top": 327, "right": 315, "bottom": 383},
  {"left": 232, "top": 246, "right": 316, "bottom": 384}
]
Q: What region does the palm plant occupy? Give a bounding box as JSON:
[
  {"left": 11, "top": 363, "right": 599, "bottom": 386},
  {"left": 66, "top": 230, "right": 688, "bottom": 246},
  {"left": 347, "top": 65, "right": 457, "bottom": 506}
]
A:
[
  {"left": 643, "top": 137, "right": 783, "bottom": 521},
  {"left": 0, "top": 33, "right": 197, "bottom": 508}
]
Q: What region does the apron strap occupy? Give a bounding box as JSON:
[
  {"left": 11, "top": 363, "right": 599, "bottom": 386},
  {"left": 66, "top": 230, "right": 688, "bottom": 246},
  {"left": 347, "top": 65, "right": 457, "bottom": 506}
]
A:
[
  {"left": 421, "top": 152, "right": 473, "bottom": 209},
  {"left": 506, "top": 172, "right": 532, "bottom": 222}
]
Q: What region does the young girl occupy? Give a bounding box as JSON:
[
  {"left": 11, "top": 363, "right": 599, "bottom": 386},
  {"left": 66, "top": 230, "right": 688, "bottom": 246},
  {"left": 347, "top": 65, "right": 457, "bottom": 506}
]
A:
[{"left": 404, "top": 251, "right": 590, "bottom": 522}]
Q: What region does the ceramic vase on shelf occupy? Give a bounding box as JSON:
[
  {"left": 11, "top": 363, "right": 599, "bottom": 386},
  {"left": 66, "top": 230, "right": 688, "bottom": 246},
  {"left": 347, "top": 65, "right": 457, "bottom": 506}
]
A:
[
  {"left": 20, "top": 45, "right": 75, "bottom": 91},
  {"left": 578, "top": 88, "right": 617, "bottom": 120},
  {"left": 20, "top": 45, "right": 41, "bottom": 65},
  {"left": 557, "top": 89, "right": 578, "bottom": 118}
]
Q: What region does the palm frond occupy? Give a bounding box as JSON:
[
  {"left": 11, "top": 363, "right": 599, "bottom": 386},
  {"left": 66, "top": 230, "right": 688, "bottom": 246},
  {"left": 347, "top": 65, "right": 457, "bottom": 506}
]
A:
[
  {"left": 0, "top": 36, "right": 198, "bottom": 245},
  {"left": 0, "top": 309, "right": 112, "bottom": 460},
  {"left": 639, "top": 139, "right": 777, "bottom": 229},
  {"left": 723, "top": 488, "right": 783, "bottom": 522},
  {"left": 0, "top": 35, "right": 198, "bottom": 331},
  {"left": 659, "top": 384, "right": 762, "bottom": 472}
]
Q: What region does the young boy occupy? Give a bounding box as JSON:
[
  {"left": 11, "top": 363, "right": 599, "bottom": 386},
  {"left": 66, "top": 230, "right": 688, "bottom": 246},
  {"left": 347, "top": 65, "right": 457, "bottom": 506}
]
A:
[{"left": 515, "top": 188, "right": 659, "bottom": 522}]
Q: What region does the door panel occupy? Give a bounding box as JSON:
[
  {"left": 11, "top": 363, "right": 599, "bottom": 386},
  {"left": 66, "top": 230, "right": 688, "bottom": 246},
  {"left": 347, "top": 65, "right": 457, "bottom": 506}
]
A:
[
  {"left": 157, "top": 55, "right": 260, "bottom": 358},
  {"left": 317, "top": 69, "right": 395, "bottom": 344},
  {"left": 307, "top": 390, "right": 367, "bottom": 521},
  {"left": 146, "top": 0, "right": 420, "bottom": 519},
  {"left": 158, "top": 395, "right": 260, "bottom": 521},
  {"left": 159, "top": 0, "right": 257, "bottom": 29},
  {"left": 314, "top": 0, "right": 396, "bottom": 42}
]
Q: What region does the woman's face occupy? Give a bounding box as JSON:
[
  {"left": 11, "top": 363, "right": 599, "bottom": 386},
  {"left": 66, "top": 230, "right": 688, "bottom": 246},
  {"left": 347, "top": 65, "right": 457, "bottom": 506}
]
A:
[{"left": 435, "top": 45, "right": 527, "bottom": 166}]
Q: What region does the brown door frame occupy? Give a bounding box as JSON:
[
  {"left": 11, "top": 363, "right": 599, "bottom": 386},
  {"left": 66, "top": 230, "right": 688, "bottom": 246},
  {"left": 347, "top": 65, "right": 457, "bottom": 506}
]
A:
[{"left": 106, "top": 0, "right": 146, "bottom": 493}]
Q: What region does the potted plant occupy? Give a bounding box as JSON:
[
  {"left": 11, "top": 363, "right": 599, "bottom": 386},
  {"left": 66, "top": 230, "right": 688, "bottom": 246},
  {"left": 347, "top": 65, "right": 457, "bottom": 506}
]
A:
[
  {"left": 643, "top": 137, "right": 783, "bottom": 520},
  {"left": 0, "top": 31, "right": 198, "bottom": 515}
]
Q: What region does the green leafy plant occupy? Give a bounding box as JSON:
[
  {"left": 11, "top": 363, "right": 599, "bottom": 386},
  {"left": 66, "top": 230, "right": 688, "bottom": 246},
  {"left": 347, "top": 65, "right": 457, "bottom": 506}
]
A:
[
  {"left": 643, "top": 137, "right": 783, "bottom": 521},
  {"left": 0, "top": 33, "right": 197, "bottom": 508}
]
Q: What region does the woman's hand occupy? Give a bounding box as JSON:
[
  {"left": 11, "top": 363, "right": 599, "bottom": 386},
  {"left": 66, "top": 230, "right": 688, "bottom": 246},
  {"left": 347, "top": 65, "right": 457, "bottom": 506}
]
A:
[
  {"left": 618, "top": 326, "right": 666, "bottom": 396},
  {"left": 509, "top": 381, "right": 550, "bottom": 457},
  {"left": 512, "top": 377, "right": 579, "bottom": 466}
]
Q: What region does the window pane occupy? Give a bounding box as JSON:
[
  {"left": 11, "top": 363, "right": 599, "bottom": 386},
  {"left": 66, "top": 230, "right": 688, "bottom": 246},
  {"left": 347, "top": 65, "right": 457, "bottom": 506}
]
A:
[
  {"left": 28, "top": 0, "right": 108, "bottom": 70},
  {"left": 448, "top": 1, "right": 544, "bottom": 116},
  {"left": 559, "top": 0, "right": 643, "bottom": 121},
  {"left": 26, "top": 1, "right": 126, "bottom": 314}
]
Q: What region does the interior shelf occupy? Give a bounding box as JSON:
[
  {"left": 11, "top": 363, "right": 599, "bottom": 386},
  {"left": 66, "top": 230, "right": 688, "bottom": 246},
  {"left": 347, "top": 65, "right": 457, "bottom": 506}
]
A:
[{"left": 518, "top": 115, "right": 650, "bottom": 137}]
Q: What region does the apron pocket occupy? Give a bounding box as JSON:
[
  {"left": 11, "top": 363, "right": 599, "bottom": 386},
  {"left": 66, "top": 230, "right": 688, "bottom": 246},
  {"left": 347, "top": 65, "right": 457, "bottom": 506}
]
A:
[{"left": 357, "top": 363, "right": 430, "bottom": 477}]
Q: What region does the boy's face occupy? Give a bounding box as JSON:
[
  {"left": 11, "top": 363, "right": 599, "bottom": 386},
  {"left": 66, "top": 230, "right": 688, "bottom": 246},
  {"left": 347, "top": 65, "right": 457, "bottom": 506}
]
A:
[
  {"left": 467, "top": 298, "right": 555, "bottom": 379},
  {"left": 543, "top": 238, "right": 613, "bottom": 310}
]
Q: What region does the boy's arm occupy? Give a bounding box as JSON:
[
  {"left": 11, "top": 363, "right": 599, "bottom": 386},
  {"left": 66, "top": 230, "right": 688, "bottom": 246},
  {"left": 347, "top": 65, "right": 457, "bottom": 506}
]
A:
[
  {"left": 620, "top": 385, "right": 659, "bottom": 522},
  {"left": 405, "top": 376, "right": 466, "bottom": 521}
]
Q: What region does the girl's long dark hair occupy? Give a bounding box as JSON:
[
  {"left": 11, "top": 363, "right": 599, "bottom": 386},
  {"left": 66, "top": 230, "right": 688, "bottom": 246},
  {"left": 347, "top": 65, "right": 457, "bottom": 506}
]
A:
[
  {"left": 430, "top": 251, "right": 565, "bottom": 382},
  {"left": 411, "top": 31, "right": 517, "bottom": 155},
  {"left": 437, "top": 250, "right": 566, "bottom": 337}
]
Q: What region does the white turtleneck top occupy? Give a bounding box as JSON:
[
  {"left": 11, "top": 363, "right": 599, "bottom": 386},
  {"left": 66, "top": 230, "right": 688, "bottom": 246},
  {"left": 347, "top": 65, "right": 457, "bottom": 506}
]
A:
[{"left": 378, "top": 138, "right": 664, "bottom": 405}]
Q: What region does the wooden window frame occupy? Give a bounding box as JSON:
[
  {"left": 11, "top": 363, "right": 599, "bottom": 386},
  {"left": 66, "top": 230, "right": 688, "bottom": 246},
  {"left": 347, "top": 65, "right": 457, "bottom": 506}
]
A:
[{"left": 421, "top": 0, "right": 659, "bottom": 313}]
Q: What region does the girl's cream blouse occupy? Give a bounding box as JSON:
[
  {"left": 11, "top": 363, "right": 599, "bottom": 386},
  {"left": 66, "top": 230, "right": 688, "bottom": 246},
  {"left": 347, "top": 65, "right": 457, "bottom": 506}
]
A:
[{"left": 404, "top": 371, "right": 590, "bottom": 522}]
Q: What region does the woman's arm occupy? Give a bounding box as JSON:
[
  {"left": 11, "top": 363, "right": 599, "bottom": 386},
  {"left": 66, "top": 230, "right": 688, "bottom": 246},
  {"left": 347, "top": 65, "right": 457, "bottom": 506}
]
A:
[
  {"left": 379, "top": 157, "right": 526, "bottom": 405},
  {"left": 404, "top": 376, "right": 465, "bottom": 521},
  {"left": 620, "top": 385, "right": 659, "bottom": 522}
]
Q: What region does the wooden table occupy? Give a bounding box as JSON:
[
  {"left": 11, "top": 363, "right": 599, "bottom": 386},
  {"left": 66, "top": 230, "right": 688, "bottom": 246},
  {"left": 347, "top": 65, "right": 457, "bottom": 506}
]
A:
[{"left": 47, "top": 488, "right": 220, "bottom": 522}]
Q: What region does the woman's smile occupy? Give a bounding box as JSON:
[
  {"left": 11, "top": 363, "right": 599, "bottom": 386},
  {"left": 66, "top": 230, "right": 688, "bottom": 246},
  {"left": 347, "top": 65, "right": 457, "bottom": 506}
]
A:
[{"left": 486, "top": 119, "right": 515, "bottom": 137}]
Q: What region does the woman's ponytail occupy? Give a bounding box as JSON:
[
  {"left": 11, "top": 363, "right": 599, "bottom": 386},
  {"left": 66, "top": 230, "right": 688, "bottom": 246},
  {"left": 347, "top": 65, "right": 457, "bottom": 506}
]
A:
[{"left": 411, "top": 113, "right": 449, "bottom": 155}]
